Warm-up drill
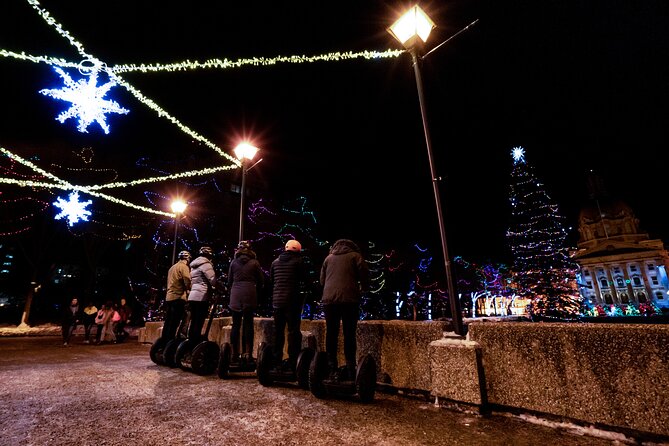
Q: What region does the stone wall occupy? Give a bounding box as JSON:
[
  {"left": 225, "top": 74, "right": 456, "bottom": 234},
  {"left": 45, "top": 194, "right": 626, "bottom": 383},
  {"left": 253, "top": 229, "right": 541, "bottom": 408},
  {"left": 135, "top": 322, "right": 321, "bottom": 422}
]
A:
[{"left": 139, "top": 318, "right": 669, "bottom": 438}]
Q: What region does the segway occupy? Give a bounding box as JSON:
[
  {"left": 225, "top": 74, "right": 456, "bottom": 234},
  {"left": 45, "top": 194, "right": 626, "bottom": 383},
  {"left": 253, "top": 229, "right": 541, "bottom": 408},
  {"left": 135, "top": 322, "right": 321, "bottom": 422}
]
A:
[
  {"left": 255, "top": 342, "right": 314, "bottom": 389},
  {"left": 175, "top": 295, "right": 222, "bottom": 376},
  {"left": 150, "top": 337, "right": 168, "bottom": 365},
  {"left": 150, "top": 312, "right": 188, "bottom": 366},
  {"left": 308, "top": 352, "right": 377, "bottom": 403},
  {"left": 216, "top": 341, "right": 258, "bottom": 378}
]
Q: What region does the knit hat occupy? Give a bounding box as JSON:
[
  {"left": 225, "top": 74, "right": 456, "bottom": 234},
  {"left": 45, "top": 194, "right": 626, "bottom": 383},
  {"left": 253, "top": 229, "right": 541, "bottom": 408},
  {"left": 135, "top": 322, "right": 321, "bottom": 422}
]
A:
[{"left": 285, "top": 240, "right": 302, "bottom": 252}]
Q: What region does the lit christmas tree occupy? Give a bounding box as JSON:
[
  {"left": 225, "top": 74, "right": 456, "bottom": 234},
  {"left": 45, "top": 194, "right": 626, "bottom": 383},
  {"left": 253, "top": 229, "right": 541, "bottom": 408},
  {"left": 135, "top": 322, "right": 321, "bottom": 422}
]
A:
[{"left": 506, "top": 147, "right": 581, "bottom": 320}]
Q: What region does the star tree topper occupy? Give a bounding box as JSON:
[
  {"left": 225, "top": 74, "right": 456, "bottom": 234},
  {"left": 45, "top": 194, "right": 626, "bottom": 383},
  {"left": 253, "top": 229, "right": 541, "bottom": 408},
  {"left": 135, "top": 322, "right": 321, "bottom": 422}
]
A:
[
  {"left": 53, "top": 191, "right": 92, "bottom": 226},
  {"left": 40, "top": 67, "right": 129, "bottom": 134}
]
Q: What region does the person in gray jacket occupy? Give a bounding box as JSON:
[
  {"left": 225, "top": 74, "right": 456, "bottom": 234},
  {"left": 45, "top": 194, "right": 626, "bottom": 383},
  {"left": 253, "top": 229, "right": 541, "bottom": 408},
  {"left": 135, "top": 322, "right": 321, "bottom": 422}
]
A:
[
  {"left": 319, "top": 238, "right": 370, "bottom": 381},
  {"left": 187, "top": 246, "right": 216, "bottom": 340},
  {"left": 228, "top": 240, "right": 265, "bottom": 365}
]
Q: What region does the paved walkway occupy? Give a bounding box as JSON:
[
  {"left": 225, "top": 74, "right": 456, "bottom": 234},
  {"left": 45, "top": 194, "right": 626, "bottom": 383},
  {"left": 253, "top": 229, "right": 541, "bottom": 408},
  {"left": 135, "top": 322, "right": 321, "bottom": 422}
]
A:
[{"left": 0, "top": 336, "right": 650, "bottom": 446}]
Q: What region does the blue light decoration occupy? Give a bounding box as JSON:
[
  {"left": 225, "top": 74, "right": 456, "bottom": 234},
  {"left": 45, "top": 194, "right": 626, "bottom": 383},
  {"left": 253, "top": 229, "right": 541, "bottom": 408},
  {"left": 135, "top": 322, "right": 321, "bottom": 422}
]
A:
[
  {"left": 39, "top": 67, "right": 129, "bottom": 134},
  {"left": 53, "top": 191, "right": 92, "bottom": 226},
  {"left": 512, "top": 146, "right": 525, "bottom": 164}
]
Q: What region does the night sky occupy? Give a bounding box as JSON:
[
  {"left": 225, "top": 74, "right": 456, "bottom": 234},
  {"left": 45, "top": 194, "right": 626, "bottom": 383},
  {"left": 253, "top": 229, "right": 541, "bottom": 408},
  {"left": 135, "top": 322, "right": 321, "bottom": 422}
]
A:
[{"left": 1, "top": 0, "right": 667, "bottom": 264}]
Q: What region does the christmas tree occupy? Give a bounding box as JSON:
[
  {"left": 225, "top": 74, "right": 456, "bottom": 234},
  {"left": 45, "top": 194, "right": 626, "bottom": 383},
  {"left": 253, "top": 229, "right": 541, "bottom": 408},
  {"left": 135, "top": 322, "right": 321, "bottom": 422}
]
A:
[{"left": 506, "top": 147, "right": 581, "bottom": 320}]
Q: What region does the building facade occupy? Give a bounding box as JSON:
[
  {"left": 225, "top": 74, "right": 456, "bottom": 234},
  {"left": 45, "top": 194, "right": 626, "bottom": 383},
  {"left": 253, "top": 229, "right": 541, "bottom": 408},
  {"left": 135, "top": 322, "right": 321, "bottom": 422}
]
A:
[{"left": 571, "top": 197, "right": 669, "bottom": 310}]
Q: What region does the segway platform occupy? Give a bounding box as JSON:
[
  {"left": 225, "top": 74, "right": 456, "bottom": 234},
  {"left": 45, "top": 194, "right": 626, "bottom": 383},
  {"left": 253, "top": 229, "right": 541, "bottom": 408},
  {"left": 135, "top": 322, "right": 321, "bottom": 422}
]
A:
[
  {"left": 308, "top": 352, "right": 377, "bottom": 403},
  {"left": 256, "top": 342, "right": 314, "bottom": 389},
  {"left": 217, "top": 342, "right": 257, "bottom": 378}
]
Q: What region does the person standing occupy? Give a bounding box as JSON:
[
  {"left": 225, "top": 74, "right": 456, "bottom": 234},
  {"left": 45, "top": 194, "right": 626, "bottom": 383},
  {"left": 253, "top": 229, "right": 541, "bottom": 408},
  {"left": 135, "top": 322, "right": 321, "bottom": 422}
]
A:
[
  {"left": 319, "top": 239, "right": 370, "bottom": 381},
  {"left": 94, "top": 301, "right": 116, "bottom": 344},
  {"left": 269, "top": 239, "right": 307, "bottom": 375},
  {"left": 115, "top": 297, "right": 133, "bottom": 342},
  {"left": 228, "top": 240, "right": 264, "bottom": 366},
  {"left": 161, "top": 250, "right": 191, "bottom": 341},
  {"left": 187, "top": 246, "right": 216, "bottom": 341},
  {"left": 61, "top": 296, "right": 81, "bottom": 346},
  {"left": 81, "top": 300, "right": 98, "bottom": 344}
]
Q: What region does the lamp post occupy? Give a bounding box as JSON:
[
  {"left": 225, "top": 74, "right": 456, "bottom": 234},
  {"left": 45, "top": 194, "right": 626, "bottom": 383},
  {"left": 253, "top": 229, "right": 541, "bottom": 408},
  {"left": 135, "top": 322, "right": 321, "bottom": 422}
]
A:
[
  {"left": 388, "top": 5, "right": 464, "bottom": 336},
  {"left": 233, "top": 142, "right": 261, "bottom": 243},
  {"left": 170, "top": 199, "right": 187, "bottom": 264}
]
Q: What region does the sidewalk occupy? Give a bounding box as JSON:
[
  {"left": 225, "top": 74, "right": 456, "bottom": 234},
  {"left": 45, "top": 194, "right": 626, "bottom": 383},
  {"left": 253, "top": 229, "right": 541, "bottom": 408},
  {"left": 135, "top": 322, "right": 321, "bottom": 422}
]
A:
[{"left": 0, "top": 336, "right": 649, "bottom": 446}]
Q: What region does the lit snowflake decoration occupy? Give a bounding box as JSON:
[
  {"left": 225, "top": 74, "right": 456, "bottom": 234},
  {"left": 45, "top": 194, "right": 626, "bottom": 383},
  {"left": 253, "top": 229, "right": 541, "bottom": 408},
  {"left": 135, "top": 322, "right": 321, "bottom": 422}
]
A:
[
  {"left": 40, "top": 67, "right": 129, "bottom": 134},
  {"left": 53, "top": 191, "right": 92, "bottom": 226},
  {"left": 512, "top": 146, "right": 526, "bottom": 164}
]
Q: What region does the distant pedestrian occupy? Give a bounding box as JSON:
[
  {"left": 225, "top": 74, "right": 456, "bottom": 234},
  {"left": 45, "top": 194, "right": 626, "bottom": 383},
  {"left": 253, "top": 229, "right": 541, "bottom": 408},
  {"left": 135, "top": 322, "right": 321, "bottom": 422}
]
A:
[
  {"left": 115, "top": 297, "right": 133, "bottom": 342},
  {"left": 269, "top": 239, "right": 307, "bottom": 375},
  {"left": 187, "top": 246, "right": 216, "bottom": 341},
  {"left": 61, "top": 297, "right": 81, "bottom": 346},
  {"left": 319, "top": 239, "right": 369, "bottom": 381},
  {"left": 228, "top": 240, "right": 264, "bottom": 366},
  {"left": 161, "top": 250, "right": 191, "bottom": 341},
  {"left": 94, "top": 301, "right": 116, "bottom": 344},
  {"left": 81, "top": 301, "right": 98, "bottom": 344}
]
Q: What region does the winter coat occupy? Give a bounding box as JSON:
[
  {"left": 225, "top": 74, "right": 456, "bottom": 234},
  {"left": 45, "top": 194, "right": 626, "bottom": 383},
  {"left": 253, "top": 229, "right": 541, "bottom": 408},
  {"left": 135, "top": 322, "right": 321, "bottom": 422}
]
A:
[
  {"left": 166, "top": 259, "right": 191, "bottom": 302},
  {"left": 62, "top": 303, "right": 81, "bottom": 327},
  {"left": 270, "top": 250, "right": 307, "bottom": 309},
  {"left": 228, "top": 248, "right": 264, "bottom": 312},
  {"left": 320, "top": 239, "right": 370, "bottom": 305},
  {"left": 189, "top": 256, "right": 216, "bottom": 302}
]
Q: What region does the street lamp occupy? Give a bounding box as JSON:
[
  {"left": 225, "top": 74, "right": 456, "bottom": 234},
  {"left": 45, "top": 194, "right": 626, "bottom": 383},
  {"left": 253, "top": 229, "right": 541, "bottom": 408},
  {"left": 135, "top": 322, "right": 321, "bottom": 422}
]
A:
[
  {"left": 389, "top": 5, "right": 465, "bottom": 336},
  {"left": 170, "top": 199, "right": 187, "bottom": 264},
  {"left": 233, "top": 142, "right": 261, "bottom": 243}
]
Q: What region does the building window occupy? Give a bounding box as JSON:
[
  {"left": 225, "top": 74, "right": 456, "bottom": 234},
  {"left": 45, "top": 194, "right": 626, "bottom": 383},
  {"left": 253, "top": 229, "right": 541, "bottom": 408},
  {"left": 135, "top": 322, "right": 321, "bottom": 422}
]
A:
[
  {"left": 633, "top": 277, "right": 642, "bottom": 287},
  {"left": 600, "top": 278, "right": 608, "bottom": 288},
  {"left": 616, "top": 277, "right": 624, "bottom": 287},
  {"left": 230, "top": 184, "right": 241, "bottom": 193},
  {"left": 613, "top": 267, "right": 621, "bottom": 274},
  {"left": 648, "top": 264, "right": 655, "bottom": 271},
  {"left": 655, "top": 291, "right": 664, "bottom": 300},
  {"left": 652, "top": 276, "right": 659, "bottom": 285},
  {"left": 638, "top": 292, "right": 647, "bottom": 303},
  {"left": 619, "top": 293, "right": 629, "bottom": 303},
  {"left": 630, "top": 265, "right": 638, "bottom": 272},
  {"left": 584, "top": 269, "right": 590, "bottom": 276},
  {"left": 604, "top": 294, "right": 613, "bottom": 304}
]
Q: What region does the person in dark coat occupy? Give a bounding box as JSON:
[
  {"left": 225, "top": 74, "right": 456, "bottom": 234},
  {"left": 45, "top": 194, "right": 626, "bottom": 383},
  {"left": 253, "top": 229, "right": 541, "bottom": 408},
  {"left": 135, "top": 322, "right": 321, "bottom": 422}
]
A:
[
  {"left": 269, "top": 239, "right": 308, "bottom": 374},
  {"left": 227, "top": 240, "right": 265, "bottom": 365},
  {"left": 319, "top": 239, "right": 370, "bottom": 381},
  {"left": 61, "top": 296, "right": 81, "bottom": 346}
]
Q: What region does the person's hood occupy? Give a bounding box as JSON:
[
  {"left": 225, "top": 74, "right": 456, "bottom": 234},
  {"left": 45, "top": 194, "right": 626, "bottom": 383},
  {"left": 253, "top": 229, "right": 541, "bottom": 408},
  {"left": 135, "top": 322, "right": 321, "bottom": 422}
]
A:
[
  {"left": 278, "top": 250, "right": 300, "bottom": 262},
  {"left": 329, "top": 239, "right": 361, "bottom": 255},
  {"left": 190, "top": 256, "right": 211, "bottom": 269},
  {"left": 235, "top": 248, "right": 256, "bottom": 260}
]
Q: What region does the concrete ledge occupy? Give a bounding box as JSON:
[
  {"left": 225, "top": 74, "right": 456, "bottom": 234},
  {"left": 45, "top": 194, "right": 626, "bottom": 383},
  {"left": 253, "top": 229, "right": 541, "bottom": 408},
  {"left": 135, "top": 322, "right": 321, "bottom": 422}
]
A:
[
  {"left": 429, "top": 333, "right": 485, "bottom": 406},
  {"left": 468, "top": 321, "right": 669, "bottom": 437}
]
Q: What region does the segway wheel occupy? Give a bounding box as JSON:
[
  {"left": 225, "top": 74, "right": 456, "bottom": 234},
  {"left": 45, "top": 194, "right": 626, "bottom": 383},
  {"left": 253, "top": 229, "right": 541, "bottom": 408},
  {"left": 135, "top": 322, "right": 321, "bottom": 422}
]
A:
[
  {"left": 296, "top": 348, "right": 315, "bottom": 390},
  {"left": 217, "top": 342, "right": 232, "bottom": 379},
  {"left": 163, "top": 337, "right": 183, "bottom": 368},
  {"left": 191, "top": 341, "right": 220, "bottom": 376},
  {"left": 175, "top": 338, "right": 198, "bottom": 371},
  {"left": 355, "top": 354, "right": 377, "bottom": 403},
  {"left": 256, "top": 342, "right": 274, "bottom": 387},
  {"left": 309, "top": 351, "right": 329, "bottom": 399},
  {"left": 149, "top": 337, "right": 168, "bottom": 365}
]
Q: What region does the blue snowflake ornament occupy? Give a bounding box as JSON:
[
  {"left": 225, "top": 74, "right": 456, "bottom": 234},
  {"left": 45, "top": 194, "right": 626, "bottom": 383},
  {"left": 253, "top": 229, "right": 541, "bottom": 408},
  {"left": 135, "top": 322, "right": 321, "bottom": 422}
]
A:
[
  {"left": 53, "top": 191, "right": 92, "bottom": 226},
  {"left": 40, "top": 67, "right": 129, "bottom": 134}
]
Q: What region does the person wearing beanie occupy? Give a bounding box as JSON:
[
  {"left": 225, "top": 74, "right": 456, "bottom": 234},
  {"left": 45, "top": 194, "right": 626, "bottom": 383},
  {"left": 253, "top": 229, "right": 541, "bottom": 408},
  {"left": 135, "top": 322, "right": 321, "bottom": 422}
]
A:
[
  {"left": 227, "top": 241, "right": 265, "bottom": 365},
  {"left": 269, "top": 239, "right": 308, "bottom": 375},
  {"left": 319, "top": 239, "right": 370, "bottom": 382}
]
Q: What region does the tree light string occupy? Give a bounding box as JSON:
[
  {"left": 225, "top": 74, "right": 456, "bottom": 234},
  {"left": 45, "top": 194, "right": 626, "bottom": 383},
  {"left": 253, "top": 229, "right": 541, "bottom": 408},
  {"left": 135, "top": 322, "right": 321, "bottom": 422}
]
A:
[{"left": 1, "top": 146, "right": 174, "bottom": 217}]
